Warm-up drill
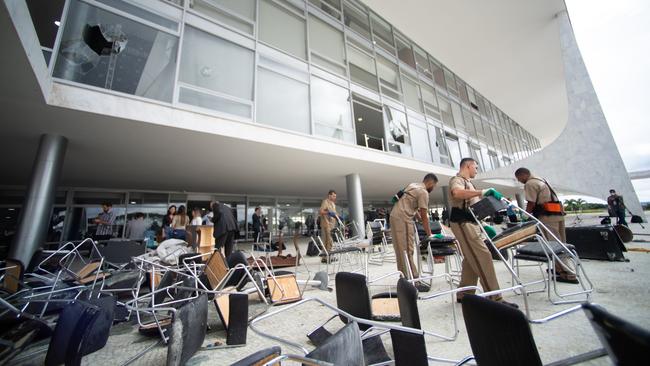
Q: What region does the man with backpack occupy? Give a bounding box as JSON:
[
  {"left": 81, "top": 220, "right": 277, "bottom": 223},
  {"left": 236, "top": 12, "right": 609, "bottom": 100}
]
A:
[
  {"left": 390, "top": 173, "right": 438, "bottom": 292},
  {"left": 515, "top": 167, "right": 577, "bottom": 283}
]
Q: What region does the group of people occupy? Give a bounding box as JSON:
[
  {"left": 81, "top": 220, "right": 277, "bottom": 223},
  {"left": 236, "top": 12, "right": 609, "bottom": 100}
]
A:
[{"left": 387, "top": 157, "right": 581, "bottom": 307}]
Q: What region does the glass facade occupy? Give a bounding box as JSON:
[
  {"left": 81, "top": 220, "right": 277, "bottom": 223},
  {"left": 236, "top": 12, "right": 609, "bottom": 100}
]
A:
[{"left": 43, "top": 0, "right": 540, "bottom": 172}]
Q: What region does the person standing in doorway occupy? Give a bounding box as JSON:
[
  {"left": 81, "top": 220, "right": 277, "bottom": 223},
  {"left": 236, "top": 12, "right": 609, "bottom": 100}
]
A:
[
  {"left": 93, "top": 202, "right": 115, "bottom": 241},
  {"left": 212, "top": 201, "right": 238, "bottom": 257}
]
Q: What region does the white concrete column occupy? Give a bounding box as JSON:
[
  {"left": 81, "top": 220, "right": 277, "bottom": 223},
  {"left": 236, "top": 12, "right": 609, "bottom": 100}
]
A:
[
  {"left": 346, "top": 173, "right": 365, "bottom": 238},
  {"left": 10, "top": 134, "right": 67, "bottom": 266}
]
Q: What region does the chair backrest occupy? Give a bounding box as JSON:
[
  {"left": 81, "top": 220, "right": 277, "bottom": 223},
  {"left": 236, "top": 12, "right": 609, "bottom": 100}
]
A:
[
  {"left": 149, "top": 270, "right": 175, "bottom": 308},
  {"left": 205, "top": 251, "right": 229, "bottom": 289},
  {"left": 583, "top": 302, "right": 650, "bottom": 365},
  {"left": 98, "top": 241, "right": 146, "bottom": 264},
  {"left": 166, "top": 293, "right": 209, "bottom": 366},
  {"left": 214, "top": 292, "right": 248, "bottom": 345},
  {"left": 390, "top": 329, "right": 428, "bottom": 366},
  {"left": 397, "top": 277, "right": 421, "bottom": 329},
  {"left": 45, "top": 301, "right": 101, "bottom": 366},
  {"left": 335, "top": 272, "right": 372, "bottom": 331},
  {"left": 306, "top": 321, "right": 365, "bottom": 365},
  {"left": 2, "top": 259, "right": 24, "bottom": 293},
  {"left": 462, "top": 294, "right": 543, "bottom": 366},
  {"left": 225, "top": 251, "right": 248, "bottom": 288}
]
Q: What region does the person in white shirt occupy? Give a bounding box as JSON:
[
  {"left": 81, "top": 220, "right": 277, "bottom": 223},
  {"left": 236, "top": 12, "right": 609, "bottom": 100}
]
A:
[{"left": 191, "top": 207, "right": 203, "bottom": 226}]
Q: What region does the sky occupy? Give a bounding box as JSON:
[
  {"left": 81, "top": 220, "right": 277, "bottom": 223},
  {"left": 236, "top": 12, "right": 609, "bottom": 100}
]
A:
[{"left": 565, "top": 0, "right": 650, "bottom": 202}]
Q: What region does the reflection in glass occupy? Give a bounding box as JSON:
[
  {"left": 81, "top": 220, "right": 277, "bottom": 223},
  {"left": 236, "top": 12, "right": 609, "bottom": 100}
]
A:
[
  {"left": 259, "top": 0, "right": 306, "bottom": 59},
  {"left": 343, "top": 1, "right": 370, "bottom": 39},
  {"left": 370, "top": 13, "right": 394, "bottom": 53},
  {"left": 439, "top": 97, "right": 454, "bottom": 128},
  {"left": 53, "top": 0, "right": 178, "bottom": 102},
  {"left": 409, "top": 119, "right": 432, "bottom": 162},
  {"left": 347, "top": 44, "right": 378, "bottom": 91},
  {"left": 377, "top": 56, "right": 401, "bottom": 100},
  {"left": 396, "top": 35, "right": 415, "bottom": 69},
  {"left": 309, "top": 14, "right": 346, "bottom": 75},
  {"left": 401, "top": 75, "right": 422, "bottom": 112},
  {"left": 445, "top": 133, "right": 461, "bottom": 168},
  {"left": 384, "top": 105, "right": 411, "bottom": 156},
  {"left": 180, "top": 26, "right": 253, "bottom": 101},
  {"left": 311, "top": 77, "right": 354, "bottom": 143},
  {"left": 190, "top": 0, "right": 255, "bottom": 34},
  {"left": 413, "top": 44, "right": 432, "bottom": 79},
  {"left": 257, "top": 67, "right": 310, "bottom": 133}
]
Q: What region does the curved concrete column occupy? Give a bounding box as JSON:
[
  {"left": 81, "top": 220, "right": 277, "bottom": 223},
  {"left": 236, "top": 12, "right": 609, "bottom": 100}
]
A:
[
  {"left": 480, "top": 11, "right": 643, "bottom": 217},
  {"left": 346, "top": 173, "right": 365, "bottom": 238},
  {"left": 9, "top": 134, "right": 67, "bottom": 266}
]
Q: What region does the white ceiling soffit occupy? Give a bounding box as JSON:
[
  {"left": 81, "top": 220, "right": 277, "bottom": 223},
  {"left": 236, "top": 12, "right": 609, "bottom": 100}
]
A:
[{"left": 365, "top": 0, "right": 568, "bottom": 146}]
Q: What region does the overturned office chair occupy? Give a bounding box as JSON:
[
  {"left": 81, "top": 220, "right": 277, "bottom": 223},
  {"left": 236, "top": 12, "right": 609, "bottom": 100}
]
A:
[
  {"left": 214, "top": 290, "right": 249, "bottom": 346},
  {"left": 166, "top": 293, "right": 209, "bottom": 366},
  {"left": 583, "top": 302, "right": 650, "bottom": 365},
  {"left": 460, "top": 294, "right": 607, "bottom": 366},
  {"left": 44, "top": 296, "right": 115, "bottom": 366},
  {"left": 234, "top": 322, "right": 366, "bottom": 366},
  {"left": 308, "top": 272, "right": 393, "bottom": 364},
  {"left": 396, "top": 277, "right": 460, "bottom": 342}
]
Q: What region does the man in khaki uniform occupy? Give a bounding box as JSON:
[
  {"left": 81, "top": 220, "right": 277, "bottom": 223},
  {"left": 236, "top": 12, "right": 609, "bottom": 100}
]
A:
[
  {"left": 515, "top": 167, "right": 577, "bottom": 283},
  {"left": 449, "top": 158, "right": 518, "bottom": 308},
  {"left": 390, "top": 173, "right": 438, "bottom": 291},
  {"left": 319, "top": 190, "right": 338, "bottom": 256}
]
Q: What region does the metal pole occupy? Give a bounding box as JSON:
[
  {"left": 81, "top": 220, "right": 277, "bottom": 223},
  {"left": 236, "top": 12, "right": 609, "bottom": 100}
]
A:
[
  {"left": 9, "top": 134, "right": 67, "bottom": 266},
  {"left": 346, "top": 173, "right": 365, "bottom": 238}
]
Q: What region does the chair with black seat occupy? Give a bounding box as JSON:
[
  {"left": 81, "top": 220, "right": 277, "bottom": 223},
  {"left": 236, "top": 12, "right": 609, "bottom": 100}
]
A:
[
  {"left": 308, "top": 272, "right": 393, "bottom": 364},
  {"left": 306, "top": 321, "right": 365, "bottom": 365},
  {"left": 44, "top": 299, "right": 111, "bottom": 366},
  {"left": 513, "top": 240, "right": 593, "bottom": 304},
  {"left": 583, "top": 302, "right": 650, "bottom": 365},
  {"left": 461, "top": 294, "right": 607, "bottom": 366},
  {"left": 390, "top": 328, "right": 428, "bottom": 366},
  {"left": 396, "top": 277, "right": 459, "bottom": 342}
]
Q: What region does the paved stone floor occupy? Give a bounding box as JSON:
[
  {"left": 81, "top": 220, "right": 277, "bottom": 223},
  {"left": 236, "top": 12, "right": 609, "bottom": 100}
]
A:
[{"left": 13, "top": 212, "right": 650, "bottom": 365}]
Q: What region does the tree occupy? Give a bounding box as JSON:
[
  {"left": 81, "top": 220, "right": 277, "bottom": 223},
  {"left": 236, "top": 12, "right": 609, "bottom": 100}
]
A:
[{"left": 564, "top": 198, "right": 585, "bottom": 213}]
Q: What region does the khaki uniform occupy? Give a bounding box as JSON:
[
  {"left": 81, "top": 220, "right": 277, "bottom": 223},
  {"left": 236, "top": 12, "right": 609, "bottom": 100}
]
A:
[
  {"left": 319, "top": 199, "right": 337, "bottom": 251},
  {"left": 390, "top": 182, "right": 429, "bottom": 278},
  {"left": 523, "top": 176, "right": 566, "bottom": 242},
  {"left": 524, "top": 177, "right": 573, "bottom": 272},
  {"left": 449, "top": 175, "right": 503, "bottom": 301}
]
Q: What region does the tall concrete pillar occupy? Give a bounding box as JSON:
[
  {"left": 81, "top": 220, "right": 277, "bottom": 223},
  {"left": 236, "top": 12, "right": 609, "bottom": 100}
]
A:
[
  {"left": 346, "top": 173, "right": 365, "bottom": 238},
  {"left": 515, "top": 193, "right": 525, "bottom": 208},
  {"left": 441, "top": 185, "right": 451, "bottom": 213},
  {"left": 9, "top": 134, "right": 67, "bottom": 266}
]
